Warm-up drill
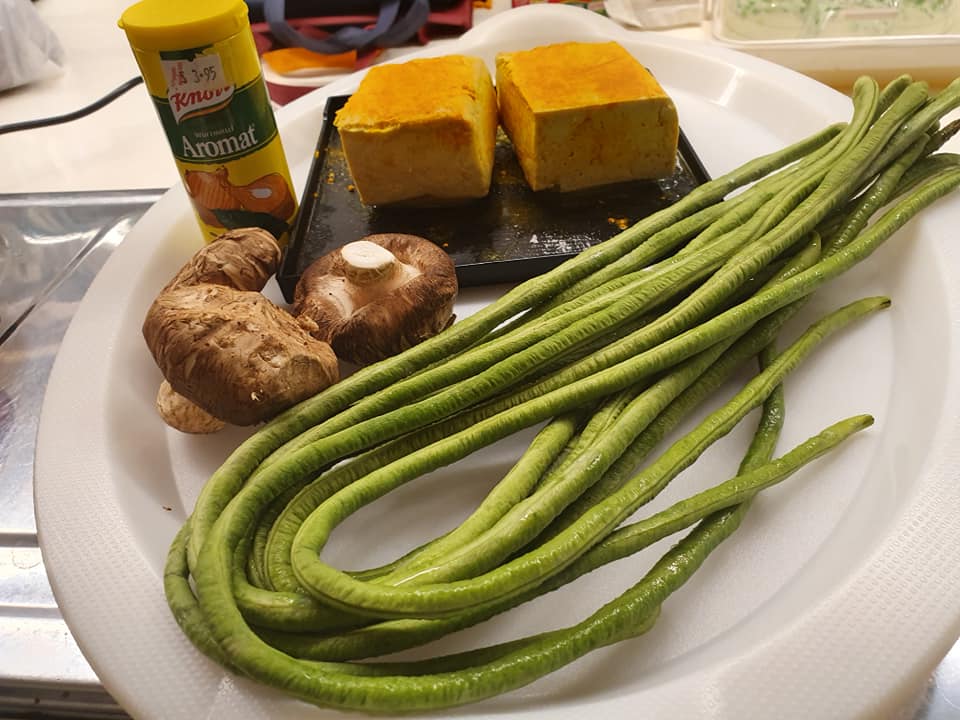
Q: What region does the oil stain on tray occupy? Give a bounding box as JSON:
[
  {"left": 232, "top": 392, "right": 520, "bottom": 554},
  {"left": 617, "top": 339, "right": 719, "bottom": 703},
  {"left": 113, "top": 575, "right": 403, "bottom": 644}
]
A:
[{"left": 277, "top": 94, "right": 710, "bottom": 302}]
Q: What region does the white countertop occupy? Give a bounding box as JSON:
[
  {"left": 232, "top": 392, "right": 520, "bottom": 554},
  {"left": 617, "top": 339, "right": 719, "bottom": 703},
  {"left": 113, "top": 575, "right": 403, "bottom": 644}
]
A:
[{"left": 0, "top": 0, "right": 177, "bottom": 193}]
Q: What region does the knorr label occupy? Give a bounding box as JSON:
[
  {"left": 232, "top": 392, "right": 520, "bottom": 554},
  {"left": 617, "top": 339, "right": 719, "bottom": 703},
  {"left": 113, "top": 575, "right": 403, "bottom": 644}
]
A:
[
  {"left": 130, "top": 31, "right": 298, "bottom": 245},
  {"left": 156, "top": 49, "right": 277, "bottom": 163}
]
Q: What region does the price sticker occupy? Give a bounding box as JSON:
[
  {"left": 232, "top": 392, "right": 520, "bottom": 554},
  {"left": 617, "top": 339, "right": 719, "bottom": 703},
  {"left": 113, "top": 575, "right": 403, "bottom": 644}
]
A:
[
  {"left": 162, "top": 53, "right": 226, "bottom": 94},
  {"left": 162, "top": 53, "right": 235, "bottom": 123}
]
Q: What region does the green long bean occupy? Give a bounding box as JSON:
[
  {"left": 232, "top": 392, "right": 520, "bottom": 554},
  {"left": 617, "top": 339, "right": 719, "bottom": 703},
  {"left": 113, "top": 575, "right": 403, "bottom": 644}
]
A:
[
  {"left": 173, "top": 413, "right": 868, "bottom": 709},
  {"left": 282, "top": 297, "right": 884, "bottom": 618},
  {"left": 167, "top": 79, "right": 960, "bottom": 712},
  {"left": 185, "top": 120, "right": 856, "bottom": 568}
]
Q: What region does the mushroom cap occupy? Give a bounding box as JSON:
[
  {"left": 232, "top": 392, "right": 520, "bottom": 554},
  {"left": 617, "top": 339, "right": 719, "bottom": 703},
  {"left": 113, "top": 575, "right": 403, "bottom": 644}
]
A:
[
  {"left": 143, "top": 284, "right": 339, "bottom": 426},
  {"left": 293, "top": 233, "right": 458, "bottom": 366},
  {"left": 164, "top": 227, "right": 281, "bottom": 293}
]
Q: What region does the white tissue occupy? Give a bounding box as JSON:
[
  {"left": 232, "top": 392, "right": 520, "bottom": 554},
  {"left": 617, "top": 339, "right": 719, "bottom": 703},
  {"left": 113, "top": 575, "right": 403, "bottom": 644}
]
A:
[{"left": 0, "top": 0, "right": 64, "bottom": 92}]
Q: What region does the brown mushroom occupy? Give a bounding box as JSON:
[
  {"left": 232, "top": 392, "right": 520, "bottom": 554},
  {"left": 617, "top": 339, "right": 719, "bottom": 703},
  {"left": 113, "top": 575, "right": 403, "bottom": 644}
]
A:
[
  {"left": 158, "top": 224, "right": 281, "bottom": 292},
  {"left": 293, "top": 233, "right": 458, "bottom": 366},
  {"left": 142, "top": 227, "right": 339, "bottom": 428}
]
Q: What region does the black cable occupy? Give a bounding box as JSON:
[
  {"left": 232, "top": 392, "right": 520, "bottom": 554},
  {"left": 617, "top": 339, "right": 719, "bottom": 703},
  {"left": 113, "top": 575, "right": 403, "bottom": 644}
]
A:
[{"left": 0, "top": 76, "right": 145, "bottom": 136}]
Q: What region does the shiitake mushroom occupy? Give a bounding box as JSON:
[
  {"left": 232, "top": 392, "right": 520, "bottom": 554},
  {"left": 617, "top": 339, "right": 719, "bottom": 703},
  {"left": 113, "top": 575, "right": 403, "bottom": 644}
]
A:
[
  {"left": 142, "top": 227, "right": 339, "bottom": 430},
  {"left": 293, "top": 233, "right": 458, "bottom": 366}
]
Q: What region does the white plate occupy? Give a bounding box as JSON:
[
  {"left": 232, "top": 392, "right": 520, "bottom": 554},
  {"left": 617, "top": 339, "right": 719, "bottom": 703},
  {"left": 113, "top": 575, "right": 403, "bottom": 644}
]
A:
[{"left": 34, "top": 5, "right": 960, "bottom": 719}]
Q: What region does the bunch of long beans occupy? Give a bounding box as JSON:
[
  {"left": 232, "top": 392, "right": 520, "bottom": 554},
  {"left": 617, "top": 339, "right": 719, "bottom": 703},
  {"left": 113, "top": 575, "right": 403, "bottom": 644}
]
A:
[{"left": 164, "top": 75, "right": 960, "bottom": 712}]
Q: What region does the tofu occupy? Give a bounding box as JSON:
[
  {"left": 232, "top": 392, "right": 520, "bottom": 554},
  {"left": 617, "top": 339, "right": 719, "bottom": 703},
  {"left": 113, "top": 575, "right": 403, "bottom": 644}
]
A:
[
  {"left": 495, "top": 41, "right": 679, "bottom": 192},
  {"left": 334, "top": 55, "right": 498, "bottom": 206}
]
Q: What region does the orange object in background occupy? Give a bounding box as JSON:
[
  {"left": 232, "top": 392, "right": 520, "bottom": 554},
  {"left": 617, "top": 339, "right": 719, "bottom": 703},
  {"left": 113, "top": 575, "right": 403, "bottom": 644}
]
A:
[{"left": 261, "top": 47, "right": 357, "bottom": 75}]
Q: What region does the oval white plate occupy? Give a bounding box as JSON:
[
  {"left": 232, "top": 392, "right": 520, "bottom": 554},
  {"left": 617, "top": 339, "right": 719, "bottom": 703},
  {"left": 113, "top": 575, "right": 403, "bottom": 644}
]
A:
[{"left": 34, "top": 5, "right": 960, "bottom": 719}]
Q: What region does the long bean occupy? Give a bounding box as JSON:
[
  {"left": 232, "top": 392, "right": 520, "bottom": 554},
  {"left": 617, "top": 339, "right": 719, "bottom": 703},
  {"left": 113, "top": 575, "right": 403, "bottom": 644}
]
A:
[
  {"left": 375, "top": 338, "right": 743, "bottom": 590},
  {"left": 280, "top": 296, "right": 885, "bottom": 618},
  {"left": 824, "top": 136, "right": 929, "bottom": 255},
  {"left": 875, "top": 74, "right": 913, "bottom": 119},
  {"left": 243, "top": 304, "right": 790, "bottom": 631},
  {"left": 862, "top": 78, "right": 960, "bottom": 180},
  {"left": 262, "top": 413, "right": 867, "bottom": 665},
  {"left": 273, "top": 335, "right": 792, "bottom": 667},
  {"left": 167, "top": 78, "right": 960, "bottom": 712},
  {"left": 256, "top": 337, "right": 792, "bottom": 663},
  {"left": 251, "top": 161, "right": 955, "bottom": 595},
  {"left": 892, "top": 152, "right": 960, "bottom": 199},
  {"left": 264, "top": 288, "right": 768, "bottom": 600},
  {"left": 495, "top": 152, "right": 954, "bottom": 421},
  {"left": 395, "top": 235, "right": 816, "bottom": 579},
  {"left": 185, "top": 120, "right": 856, "bottom": 567},
  {"left": 229, "top": 163, "right": 960, "bottom": 624},
  {"left": 235, "top": 161, "right": 960, "bottom": 637},
  {"left": 537, "top": 236, "right": 821, "bottom": 545},
  {"left": 173, "top": 413, "right": 868, "bottom": 709}
]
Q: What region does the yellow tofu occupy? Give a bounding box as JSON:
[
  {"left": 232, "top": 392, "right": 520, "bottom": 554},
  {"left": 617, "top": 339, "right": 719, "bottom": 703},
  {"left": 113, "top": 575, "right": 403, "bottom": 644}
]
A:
[
  {"left": 495, "top": 41, "right": 679, "bottom": 192},
  {"left": 334, "top": 55, "right": 498, "bottom": 206}
]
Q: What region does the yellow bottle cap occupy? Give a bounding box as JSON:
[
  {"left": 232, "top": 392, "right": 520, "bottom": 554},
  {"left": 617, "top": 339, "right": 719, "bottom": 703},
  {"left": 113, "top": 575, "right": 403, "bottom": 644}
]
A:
[{"left": 118, "top": 0, "right": 249, "bottom": 52}]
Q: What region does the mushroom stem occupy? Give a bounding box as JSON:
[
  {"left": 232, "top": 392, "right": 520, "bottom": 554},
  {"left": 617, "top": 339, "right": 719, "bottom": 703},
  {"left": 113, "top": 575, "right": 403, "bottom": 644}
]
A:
[{"left": 341, "top": 240, "right": 401, "bottom": 285}]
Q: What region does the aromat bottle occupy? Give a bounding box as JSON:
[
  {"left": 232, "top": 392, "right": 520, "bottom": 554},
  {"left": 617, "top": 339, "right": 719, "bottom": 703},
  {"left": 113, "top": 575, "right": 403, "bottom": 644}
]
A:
[{"left": 120, "top": 0, "right": 298, "bottom": 244}]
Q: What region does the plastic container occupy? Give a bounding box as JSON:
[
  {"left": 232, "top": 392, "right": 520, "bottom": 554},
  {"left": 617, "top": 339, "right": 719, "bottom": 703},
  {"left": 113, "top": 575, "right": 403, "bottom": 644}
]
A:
[
  {"left": 119, "top": 0, "right": 298, "bottom": 244},
  {"left": 717, "top": 0, "right": 956, "bottom": 39},
  {"left": 706, "top": 0, "right": 960, "bottom": 89}
]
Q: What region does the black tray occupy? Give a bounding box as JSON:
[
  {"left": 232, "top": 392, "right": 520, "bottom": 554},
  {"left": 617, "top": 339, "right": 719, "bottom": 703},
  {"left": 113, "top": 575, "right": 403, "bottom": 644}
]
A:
[{"left": 277, "top": 94, "right": 711, "bottom": 302}]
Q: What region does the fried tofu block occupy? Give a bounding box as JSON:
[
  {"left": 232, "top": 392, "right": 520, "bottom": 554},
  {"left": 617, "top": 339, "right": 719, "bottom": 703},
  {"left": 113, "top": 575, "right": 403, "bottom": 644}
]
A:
[
  {"left": 334, "top": 55, "right": 498, "bottom": 206},
  {"left": 496, "top": 41, "right": 679, "bottom": 192}
]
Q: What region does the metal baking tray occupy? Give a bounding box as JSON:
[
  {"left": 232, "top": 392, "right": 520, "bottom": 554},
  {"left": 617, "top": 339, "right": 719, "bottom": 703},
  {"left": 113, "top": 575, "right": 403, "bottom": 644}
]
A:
[{"left": 276, "top": 94, "right": 711, "bottom": 302}]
